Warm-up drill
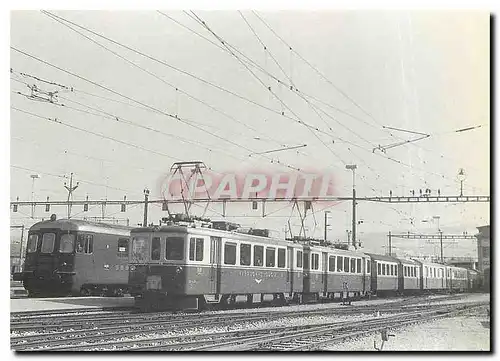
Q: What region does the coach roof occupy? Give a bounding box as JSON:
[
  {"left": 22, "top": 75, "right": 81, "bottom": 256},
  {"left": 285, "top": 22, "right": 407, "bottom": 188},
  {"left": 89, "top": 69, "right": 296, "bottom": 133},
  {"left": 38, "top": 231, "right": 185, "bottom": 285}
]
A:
[
  {"left": 30, "top": 219, "right": 132, "bottom": 236},
  {"left": 365, "top": 253, "right": 401, "bottom": 263}
]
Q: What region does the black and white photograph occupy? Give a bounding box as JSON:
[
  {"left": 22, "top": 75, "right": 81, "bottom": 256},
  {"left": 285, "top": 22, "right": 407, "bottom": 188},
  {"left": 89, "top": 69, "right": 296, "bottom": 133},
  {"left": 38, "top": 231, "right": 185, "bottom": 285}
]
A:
[{"left": 9, "top": 6, "right": 491, "bottom": 352}]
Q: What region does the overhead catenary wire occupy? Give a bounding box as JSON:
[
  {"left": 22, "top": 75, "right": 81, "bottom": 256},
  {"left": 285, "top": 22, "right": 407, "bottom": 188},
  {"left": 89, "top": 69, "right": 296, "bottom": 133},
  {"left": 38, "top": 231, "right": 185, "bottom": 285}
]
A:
[{"left": 10, "top": 46, "right": 302, "bottom": 172}]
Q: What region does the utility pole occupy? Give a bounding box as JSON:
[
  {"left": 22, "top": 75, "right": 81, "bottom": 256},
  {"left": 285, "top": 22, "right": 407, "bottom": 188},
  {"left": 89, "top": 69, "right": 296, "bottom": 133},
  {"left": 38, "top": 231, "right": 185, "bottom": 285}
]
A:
[
  {"left": 143, "top": 188, "right": 150, "bottom": 227},
  {"left": 18, "top": 225, "right": 24, "bottom": 272},
  {"left": 64, "top": 173, "right": 79, "bottom": 219},
  {"left": 30, "top": 174, "right": 40, "bottom": 219},
  {"left": 457, "top": 168, "right": 466, "bottom": 197},
  {"left": 439, "top": 230, "right": 444, "bottom": 263},
  {"left": 346, "top": 164, "right": 357, "bottom": 249},
  {"left": 324, "top": 211, "right": 331, "bottom": 241},
  {"left": 388, "top": 231, "right": 392, "bottom": 256}
]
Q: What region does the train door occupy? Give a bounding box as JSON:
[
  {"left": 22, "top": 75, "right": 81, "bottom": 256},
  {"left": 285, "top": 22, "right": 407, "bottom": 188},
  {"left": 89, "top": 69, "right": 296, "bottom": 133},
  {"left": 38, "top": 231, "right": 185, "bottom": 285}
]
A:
[
  {"left": 302, "top": 247, "right": 311, "bottom": 294},
  {"left": 370, "top": 260, "right": 377, "bottom": 294},
  {"left": 287, "top": 246, "right": 294, "bottom": 295},
  {"left": 322, "top": 252, "right": 328, "bottom": 294},
  {"left": 209, "top": 236, "right": 222, "bottom": 296},
  {"left": 397, "top": 263, "right": 404, "bottom": 293}
]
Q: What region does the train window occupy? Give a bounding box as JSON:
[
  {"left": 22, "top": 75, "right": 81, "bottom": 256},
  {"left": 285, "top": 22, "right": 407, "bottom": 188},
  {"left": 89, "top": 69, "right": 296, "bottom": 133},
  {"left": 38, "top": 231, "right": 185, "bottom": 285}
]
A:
[
  {"left": 166, "top": 237, "right": 184, "bottom": 260},
  {"left": 117, "top": 238, "right": 129, "bottom": 258},
  {"left": 394, "top": 265, "right": 398, "bottom": 276},
  {"left": 366, "top": 260, "right": 371, "bottom": 274},
  {"left": 350, "top": 258, "right": 356, "bottom": 273},
  {"left": 377, "top": 262, "right": 381, "bottom": 275},
  {"left": 132, "top": 237, "right": 148, "bottom": 262},
  {"left": 151, "top": 237, "right": 161, "bottom": 260},
  {"left": 386, "top": 264, "right": 390, "bottom": 276},
  {"left": 41, "top": 233, "right": 56, "bottom": 253},
  {"left": 389, "top": 264, "right": 393, "bottom": 276},
  {"left": 27, "top": 234, "right": 39, "bottom": 253},
  {"left": 224, "top": 242, "right": 237, "bottom": 265},
  {"left": 404, "top": 266, "right": 407, "bottom": 277},
  {"left": 254, "top": 245, "right": 264, "bottom": 266},
  {"left": 297, "top": 250, "right": 303, "bottom": 268},
  {"left": 277, "top": 248, "right": 286, "bottom": 268},
  {"left": 312, "top": 253, "right": 319, "bottom": 270},
  {"left": 83, "top": 235, "right": 93, "bottom": 254},
  {"left": 189, "top": 238, "right": 204, "bottom": 261},
  {"left": 329, "top": 256, "right": 336, "bottom": 272},
  {"left": 411, "top": 267, "right": 414, "bottom": 277},
  {"left": 356, "top": 259, "right": 361, "bottom": 274},
  {"left": 344, "top": 257, "right": 350, "bottom": 273},
  {"left": 59, "top": 234, "right": 75, "bottom": 253},
  {"left": 303, "top": 253, "right": 310, "bottom": 269},
  {"left": 382, "top": 263, "right": 386, "bottom": 275},
  {"left": 240, "top": 244, "right": 251, "bottom": 266},
  {"left": 266, "top": 247, "right": 276, "bottom": 267},
  {"left": 337, "top": 256, "right": 343, "bottom": 272}
]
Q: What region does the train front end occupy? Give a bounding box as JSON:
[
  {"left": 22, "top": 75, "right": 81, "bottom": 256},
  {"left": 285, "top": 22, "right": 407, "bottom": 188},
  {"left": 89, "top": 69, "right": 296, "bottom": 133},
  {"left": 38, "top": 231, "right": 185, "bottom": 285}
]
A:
[{"left": 18, "top": 218, "right": 77, "bottom": 297}]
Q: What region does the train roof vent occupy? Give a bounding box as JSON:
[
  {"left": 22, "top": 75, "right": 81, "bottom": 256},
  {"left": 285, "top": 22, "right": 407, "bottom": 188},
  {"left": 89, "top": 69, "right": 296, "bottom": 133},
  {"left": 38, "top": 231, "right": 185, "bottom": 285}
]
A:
[
  {"left": 212, "top": 221, "right": 240, "bottom": 231},
  {"left": 248, "top": 228, "right": 270, "bottom": 238}
]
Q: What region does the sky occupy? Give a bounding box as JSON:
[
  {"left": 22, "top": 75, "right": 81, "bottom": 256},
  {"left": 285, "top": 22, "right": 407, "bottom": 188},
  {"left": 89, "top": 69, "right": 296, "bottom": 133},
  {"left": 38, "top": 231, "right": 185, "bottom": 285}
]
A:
[{"left": 9, "top": 10, "right": 490, "bottom": 259}]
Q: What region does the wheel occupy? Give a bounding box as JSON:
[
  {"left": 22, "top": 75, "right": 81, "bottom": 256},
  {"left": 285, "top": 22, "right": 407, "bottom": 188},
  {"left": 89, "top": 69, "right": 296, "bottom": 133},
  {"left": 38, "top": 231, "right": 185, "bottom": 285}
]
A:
[{"left": 80, "top": 287, "right": 92, "bottom": 297}]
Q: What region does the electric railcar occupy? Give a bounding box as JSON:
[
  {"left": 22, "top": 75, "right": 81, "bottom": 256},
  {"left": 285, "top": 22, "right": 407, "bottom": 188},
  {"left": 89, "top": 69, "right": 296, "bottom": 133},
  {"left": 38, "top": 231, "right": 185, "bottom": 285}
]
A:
[
  {"left": 15, "top": 216, "right": 134, "bottom": 297},
  {"left": 129, "top": 220, "right": 476, "bottom": 312}
]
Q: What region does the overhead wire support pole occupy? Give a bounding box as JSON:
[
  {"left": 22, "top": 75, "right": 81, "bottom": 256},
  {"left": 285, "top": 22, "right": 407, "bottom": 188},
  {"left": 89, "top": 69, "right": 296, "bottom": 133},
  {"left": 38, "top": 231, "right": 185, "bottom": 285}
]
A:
[{"left": 63, "top": 172, "right": 79, "bottom": 218}]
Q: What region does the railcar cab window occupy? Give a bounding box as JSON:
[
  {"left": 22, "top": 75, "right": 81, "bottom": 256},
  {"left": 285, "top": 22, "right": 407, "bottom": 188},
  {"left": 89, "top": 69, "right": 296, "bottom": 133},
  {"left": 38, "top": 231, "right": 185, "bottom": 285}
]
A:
[
  {"left": 356, "top": 259, "right": 361, "bottom": 273},
  {"left": 151, "top": 237, "right": 161, "bottom": 261},
  {"left": 329, "top": 256, "right": 335, "bottom": 272},
  {"left": 366, "top": 259, "right": 371, "bottom": 273},
  {"left": 254, "top": 245, "right": 264, "bottom": 266},
  {"left": 240, "top": 243, "right": 251, "bottom": 266},
  {"left": 189, "top": 238, "right": 204, "bottom": 261},
  {"left": 266, "top": 247, "right": 276, "bottom": 267},
  {"left": 296, "top": 250, "right": 303, "bottom": 268},
  {"left": 382, "top": 263, "right": 386, "bottom": 275},
  {"left": 311, "top": 253, "right": 319, "bottom": 270},
  {"left": 117, "top": 238, "right": 129, "bottom": 258},
  {"left": 337, "top": 256, "right": 343, "bottom": 272},
  {"left": 59, "top": 234, "right": 75, "bottom": 253},
  {"left": 27, "top": 234, "right": 39, "bottom": 253},
  {"left": 224, "top": 242, "right": 237, "bottom": 265},
  {"left": 394, "top": 265, "right": 398, "bottom": 276},
  {"left": 132, "top": 237, "right": 148, "bottom": 262},
  {"left": 40, "top": 233, "right": 56, "bottom": 253},
  {"left": 377, "top": 262, "right": 381, "bottom": 275},
  {"left": 350, "top": 258, "right": 356, "bottom": 273},
  {"left": 166, "top": 237, "right": 184, "bottom": 260},
  {"left": 277, "top": 248, "right": 286, "bottom": 268}
]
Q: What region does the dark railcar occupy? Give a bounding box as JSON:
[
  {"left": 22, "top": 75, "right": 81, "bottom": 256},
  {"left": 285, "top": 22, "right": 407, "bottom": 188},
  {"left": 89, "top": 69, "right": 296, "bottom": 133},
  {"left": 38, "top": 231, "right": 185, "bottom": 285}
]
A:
[{"left": 17, "top": 218, "right": 132, "bottom": 297}]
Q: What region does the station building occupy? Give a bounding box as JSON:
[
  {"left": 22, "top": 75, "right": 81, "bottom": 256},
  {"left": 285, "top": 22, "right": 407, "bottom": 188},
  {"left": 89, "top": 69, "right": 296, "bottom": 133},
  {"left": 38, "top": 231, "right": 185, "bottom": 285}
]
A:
[{"left": 476, "top": 225, "right": 490, "bottom": 291}]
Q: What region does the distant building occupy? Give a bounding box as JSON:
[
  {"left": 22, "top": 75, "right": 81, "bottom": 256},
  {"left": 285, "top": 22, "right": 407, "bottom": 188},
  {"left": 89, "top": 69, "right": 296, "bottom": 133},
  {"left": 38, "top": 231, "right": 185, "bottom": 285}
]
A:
[
  {"left": 476, "top": 225, "right": 490, "bottom": 290},
  {"left": 445, "top": 257, "right": 478, "bottom": 270}
]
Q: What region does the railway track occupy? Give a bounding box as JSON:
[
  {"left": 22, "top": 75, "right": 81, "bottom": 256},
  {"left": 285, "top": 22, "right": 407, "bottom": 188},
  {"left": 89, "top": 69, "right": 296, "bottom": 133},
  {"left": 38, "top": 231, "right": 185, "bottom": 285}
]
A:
[
  {"left": 196, "top": 302, "right": 490, "bottom": 351},
  {"left": 10, "top": 294, "right": 458, "bottom": 335},
  {"left": 11, "top": 295, "right": 488, "bottom": 351}
]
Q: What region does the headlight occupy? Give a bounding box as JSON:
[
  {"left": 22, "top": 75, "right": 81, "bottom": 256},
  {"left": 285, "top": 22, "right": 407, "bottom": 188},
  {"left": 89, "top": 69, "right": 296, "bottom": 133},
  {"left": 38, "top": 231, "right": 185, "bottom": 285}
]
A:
[{"left": 130, "top": 265, "right": 136, "bottom": 271}]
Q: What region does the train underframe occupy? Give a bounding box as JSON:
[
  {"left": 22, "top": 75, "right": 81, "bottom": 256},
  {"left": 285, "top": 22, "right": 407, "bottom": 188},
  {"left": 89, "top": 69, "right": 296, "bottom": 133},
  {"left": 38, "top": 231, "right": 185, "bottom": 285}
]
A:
[{"left": 134, "top": 290, "right": 369, "bottom": 312}]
